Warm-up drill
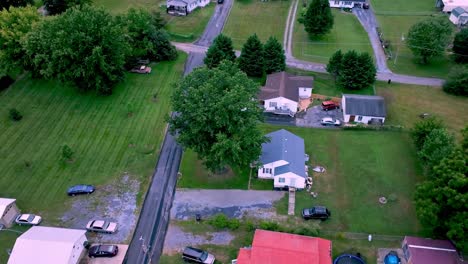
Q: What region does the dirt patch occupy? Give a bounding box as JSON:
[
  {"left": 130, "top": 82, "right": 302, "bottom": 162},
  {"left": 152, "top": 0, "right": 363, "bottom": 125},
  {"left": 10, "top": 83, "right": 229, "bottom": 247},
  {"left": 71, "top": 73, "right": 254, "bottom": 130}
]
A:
[{"left": 61, "top": 174, "right": 140, "bottom": 243}]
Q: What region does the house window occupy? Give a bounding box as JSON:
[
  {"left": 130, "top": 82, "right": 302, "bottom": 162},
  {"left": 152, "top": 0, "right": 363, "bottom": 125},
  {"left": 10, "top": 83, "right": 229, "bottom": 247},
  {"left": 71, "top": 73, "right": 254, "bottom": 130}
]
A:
[
  {"left": 344, "top": 1, "right": 352, "bottom": 5},
  {"left": 357, "top": 116, "right": 363, "bottom": 121},
  {"left": 263, "top": 168, "right": 272, "bottom": 174},
  {"left": 334, "top": 0, "right": 339, "bottom": 4},
  {"left": 279, "top": 178, "right": 285, "bottom": 183},
  {"left": 269, "top": 102, "right": 277, "bottom": 108}
]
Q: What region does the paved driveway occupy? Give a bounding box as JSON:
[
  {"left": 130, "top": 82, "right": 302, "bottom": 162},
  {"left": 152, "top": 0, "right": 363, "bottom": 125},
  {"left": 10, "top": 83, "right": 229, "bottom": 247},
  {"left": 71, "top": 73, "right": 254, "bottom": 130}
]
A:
[
  {"left": 296, "top": 105, "right": 343, "bottom": 128},
  {"left": 171, "top": 189, "right": 285, "bottom": 220}
]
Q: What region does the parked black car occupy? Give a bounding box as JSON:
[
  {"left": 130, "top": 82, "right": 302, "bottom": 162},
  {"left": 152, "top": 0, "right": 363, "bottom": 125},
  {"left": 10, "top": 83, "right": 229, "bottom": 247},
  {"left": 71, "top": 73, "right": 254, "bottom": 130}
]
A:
[
  {"left": 217, "top": 0, "right": 224, "bottom": 4},
  {"left": 88, "top": 244, "right": 118, "bottom": 258},
  {"left": 67, "top": 184, "right": 95, "bottom": 196},
  {"left": 302, "top": 206, "right": 331, "bottom": 220},
  {"left": 182, "top": 247, "right": 215, "bottom": 264}
]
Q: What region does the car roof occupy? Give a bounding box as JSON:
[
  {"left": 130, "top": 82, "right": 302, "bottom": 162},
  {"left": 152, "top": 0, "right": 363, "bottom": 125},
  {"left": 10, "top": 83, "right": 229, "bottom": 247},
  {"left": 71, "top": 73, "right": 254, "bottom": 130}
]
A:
[
  {"left": 313, "top": 206, "right": 327, "bottom": 213},
  {"left": 322, "top": 101, "right": 335, "bottom": 105},
  {"left": 92, "top": 220, "right": 106, "bottom": 227},
  {"left": 19, "top": 214, "right": 32, "bottom": 220},
  {"left": 322, "top": 117, "right": 333, "bottom": 121},
  {"left": 98, "top": 245, "right": 116, "bottom": 252},
  {"left": 183, "top": 247, "right": 204, "bottom": 257}
]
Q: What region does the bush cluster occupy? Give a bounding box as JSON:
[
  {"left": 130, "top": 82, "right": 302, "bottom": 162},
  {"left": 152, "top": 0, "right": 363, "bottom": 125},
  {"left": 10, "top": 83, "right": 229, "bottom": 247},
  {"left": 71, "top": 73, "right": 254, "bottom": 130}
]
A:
[{"left": 207, "top": 214, "right": 241, "bottom": 230}]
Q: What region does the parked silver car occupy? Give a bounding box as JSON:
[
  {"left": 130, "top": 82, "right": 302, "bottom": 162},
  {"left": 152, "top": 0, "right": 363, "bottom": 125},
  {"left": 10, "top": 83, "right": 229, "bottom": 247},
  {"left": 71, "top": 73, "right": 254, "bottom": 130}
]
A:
[
  {"left": 86, "top": 220, "right": 118, "bottom": 234},
  {"left": 15, "top": 214, "right": 42, "bottom": 226},
  {"left": 320, "top": 117, "right": 341, "bottom": 126}
]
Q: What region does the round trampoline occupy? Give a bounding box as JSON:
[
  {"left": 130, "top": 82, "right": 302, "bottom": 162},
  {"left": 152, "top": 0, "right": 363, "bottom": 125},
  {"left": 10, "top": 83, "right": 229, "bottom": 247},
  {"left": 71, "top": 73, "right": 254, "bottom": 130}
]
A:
[{"left": 334, "top": 254, "right": 366, "bottom": 264}]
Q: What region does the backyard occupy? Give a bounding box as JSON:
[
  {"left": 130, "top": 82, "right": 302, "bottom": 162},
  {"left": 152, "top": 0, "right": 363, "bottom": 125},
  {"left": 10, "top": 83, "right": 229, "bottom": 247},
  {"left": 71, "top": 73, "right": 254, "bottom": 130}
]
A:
[
  {"left": 93, "top": 0, "right": 215, "bottom": 42},
  {"left": 370, "top": 0, "right": 455, "bottom": 77},
  {"left": 0, "top": 54, "right": 187, "bottom": 262},
  {"left": 376, "top": 82, "right": 468, "bottom": 138},
  {"left": 223, "top": 0, "right": 291, "bottom": 49},
  {"left": 293, "top": 8, "right": 374, "bottom": 64}
]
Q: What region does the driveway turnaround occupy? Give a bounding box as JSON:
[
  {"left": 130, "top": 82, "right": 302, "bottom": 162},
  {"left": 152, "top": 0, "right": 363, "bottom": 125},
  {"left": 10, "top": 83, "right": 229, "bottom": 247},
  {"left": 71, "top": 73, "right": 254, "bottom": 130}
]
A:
[
  {"left": 296, "top": 105, "right": 344, "bottom": 128},
  {"left": 171, "top": 189, "right": 285, "bottom": 220}
]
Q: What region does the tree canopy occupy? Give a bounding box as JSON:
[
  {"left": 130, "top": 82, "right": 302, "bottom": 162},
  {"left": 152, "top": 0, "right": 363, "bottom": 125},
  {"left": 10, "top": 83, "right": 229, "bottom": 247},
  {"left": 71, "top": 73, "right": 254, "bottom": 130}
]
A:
[
  {"left": 263, "top": 36, "right": 286, "bottom": 74},
  {"left": 299, "top": 0, "right": 333, "bottom": 38},
  {"left": 203, "top": 34, "right": 236, "bottom": 69},
  {"left": 238, "top": 34, "right": 264, "bottom": 77},
  {"left": 24, "top": 6, "right": 129, "bottom": 94},
  {"left": 406, "top": 17, "right": 453, "bottom": 64},
  {"left": 418, "top": 128, "right": 455, "bottom": 171},
  {"left": 443, "top": 66, "right": 468, "bottom": 97},
  {"left": 168, "top": 61, "right": 267, "bottom": 172},
  {"left": 0, "top": 6, "right": 40, "bottom": 75},
  {"left": 453, "top": 28, "right": 468, "bottom": 64},
  {"left": 411, "top": 117, "right": 445, "bottom": 150},
  {"left": 43, "top": 0, "right": 92, "bottom": 15},
  {"left": 0, "top": 0, "right": 33, "bottom": 10},
  {"left": 332, "top": 50, "right": 376, "bottom": 90}
]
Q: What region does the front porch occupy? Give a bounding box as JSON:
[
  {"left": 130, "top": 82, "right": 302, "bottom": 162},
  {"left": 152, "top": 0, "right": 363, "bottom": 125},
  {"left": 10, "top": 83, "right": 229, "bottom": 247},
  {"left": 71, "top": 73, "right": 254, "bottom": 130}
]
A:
[{"left": 167, "top": 4, "right": 188, "bottom": 16}]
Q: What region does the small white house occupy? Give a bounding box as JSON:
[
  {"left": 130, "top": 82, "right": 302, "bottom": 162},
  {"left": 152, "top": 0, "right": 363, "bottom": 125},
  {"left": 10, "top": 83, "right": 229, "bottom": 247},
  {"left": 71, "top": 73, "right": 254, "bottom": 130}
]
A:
[
  {"left": 8, "top": 226, "right": 88, "bottom": 264},
  {"left": 257, "top": 129, "right": 307, "bottom": 189},
  {"left": 167, "top": 0, "right": 210, "bottom": 16},
  {"left": 329, "top": 0, "right": 366, "bottom": 9},
  {"left": 341, "top": 94, "right": 386, "bottom": 124},
  {"left": 259, "top": 72, "right": 313, "bottom": 117},
  {"left": 449, "top": 7, "right": 468, "bottom": 25},
  {"left": 0, "top": 198, "right": 20, "bottom": 228},
  {"left": 437, "top": 0, "right": 468, "bottom": 12}
]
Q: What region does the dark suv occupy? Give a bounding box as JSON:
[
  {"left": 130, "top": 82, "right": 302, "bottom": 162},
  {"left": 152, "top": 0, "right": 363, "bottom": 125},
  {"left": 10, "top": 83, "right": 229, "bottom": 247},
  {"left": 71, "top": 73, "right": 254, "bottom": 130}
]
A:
[
  {"left": 302, "top": 206, "right": 331, "bottom": 220},
  {"left": 182, "top": 247, "right": 215, "bottom": 264}
]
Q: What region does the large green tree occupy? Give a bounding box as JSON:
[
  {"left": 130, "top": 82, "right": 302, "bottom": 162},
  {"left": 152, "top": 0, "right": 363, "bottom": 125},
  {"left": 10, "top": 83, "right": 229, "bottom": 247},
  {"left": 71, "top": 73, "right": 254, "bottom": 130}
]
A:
[
  {"left": 0, "top": 0, "right": 33, "bottom": 10},
  {"left": 203, "top": 34, "right": 236, "bottom": 69},
  {"left": 263, "top": 36, "right": 286, "bottom": 74},
  {"left": 24, "top": 6, "right": 129, "bottom": 94},
  {"left": 118, "top": 8, "right": 176, "bottom": 63},
  {"left": 299, "top": 0, "right": 333, "bottom": 38},
  {"left": 336, "top": 50, "right": 376, "bottom": 90},
  {"left": 418, "top": 128, "right": 455, "bottom": 171},
  {"left": 326, "top": 49, "right": 343, "bottom": 80},
  {"left": 43, "top": 0, "right": 92, "bottom": 15},
  {"left": 411, "top": 117, "right": 444, "bottom": 150},
  {"left": 168, "top": 61, "right": 267, "bottom": 172},
  {"left": 453, "top": 28, "right": 468, "bottom": 64},
  {"left": 443, "top": 66, "right": 468, "bottom": 97},
  {"left": 406, "top": 17, "right": 453, "bottom": 64},
  {"left": 238, "top": 34, "right": 264, "bottom": 77},
  {"left": 0, "top": 6, "right": 40, "bottom": 75}
]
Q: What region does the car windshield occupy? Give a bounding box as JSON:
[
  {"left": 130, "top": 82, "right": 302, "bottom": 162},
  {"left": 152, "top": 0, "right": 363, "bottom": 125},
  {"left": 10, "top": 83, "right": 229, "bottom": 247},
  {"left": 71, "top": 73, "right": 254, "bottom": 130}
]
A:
[
  {"left": 100, "top": 245, "right": 114, "bottom": 252},
  {"left": 200, "top": 251, "right": 208, "bottom": 261},
  {"left": 27, "top": 215, "right": 35, "bottom": 221}
]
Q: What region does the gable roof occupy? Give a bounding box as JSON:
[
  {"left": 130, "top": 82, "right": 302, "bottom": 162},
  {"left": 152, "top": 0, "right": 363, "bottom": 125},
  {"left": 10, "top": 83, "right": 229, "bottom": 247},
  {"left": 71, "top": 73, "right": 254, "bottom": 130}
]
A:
[
  {"left": 236, "top": 229, "right": 332, "bottom": 264},
  {"left": 343, "top": 94, "right": 386, "bottom": 117},
  {"left": 8, "top": 226, "right": 87, "bottom": 264},
  {"left": 260, "top": 129, "right": 306, "bottom": 178},
  {"left": 452, "top": 7, "right": 467, "bottom": 17},
  {"left": 404, "top": 236, "right": 463, "bottom": 264},
  {"left": 167, "top": 0, "right": 198, "bottom": 6},
  {"left": 259, "top": 72, "right": 313, "bottom": 102},
  {"left": 0, "top": 198, "right": 16, "bottom": 217}
]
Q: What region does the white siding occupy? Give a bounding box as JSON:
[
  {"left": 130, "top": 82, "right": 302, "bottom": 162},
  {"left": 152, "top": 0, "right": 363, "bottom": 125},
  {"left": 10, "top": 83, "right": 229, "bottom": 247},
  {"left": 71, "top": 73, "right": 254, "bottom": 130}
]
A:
[
  {"left": 343, "top": 114, "right": 385, "bottom": 124},
  {"left": 264, "top": 97, "right": 298, "bottom": 114},
  {"left": 298, "top": 87, "right": 312, "bottom": 99},
  {"left": 198, "top": 0, "right": 210, "bottom": 7},
  {"left": 67, "top": 234, "right": 87, "bottom": 264},
  {"left": 258, "top": 160, "right": 288, "bottom": 179},
  {"left": 329, "top": 0, "right": 355, "bottom": 8},
  {"left": 450, "top": 13, "right": 459, "bottom": 24},
  {"left": 274, "top": 173, "right": 306, "bottom": 189}
]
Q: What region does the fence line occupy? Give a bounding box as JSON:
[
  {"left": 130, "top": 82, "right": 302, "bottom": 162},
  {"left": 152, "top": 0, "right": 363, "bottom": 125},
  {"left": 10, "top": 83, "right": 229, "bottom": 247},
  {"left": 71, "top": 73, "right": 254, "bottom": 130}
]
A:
[{"left": 320, "top": 230, "right": 405, "bottom": 241}]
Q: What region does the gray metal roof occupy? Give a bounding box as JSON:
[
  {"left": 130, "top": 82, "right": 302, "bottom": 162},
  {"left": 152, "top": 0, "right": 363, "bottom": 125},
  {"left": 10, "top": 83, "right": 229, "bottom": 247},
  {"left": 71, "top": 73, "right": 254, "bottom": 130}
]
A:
[
  {"left": 167, "top": 0, "right": 198, "bottom": 6},
  {"left": 343, "top": 94, "right": 386, "bottom": 117},
  {"left": 452, "top": 7, "right": 466, "bottom": 17},
  {"left": 260, "top": 129, "right": 306, "bottom": 178}
]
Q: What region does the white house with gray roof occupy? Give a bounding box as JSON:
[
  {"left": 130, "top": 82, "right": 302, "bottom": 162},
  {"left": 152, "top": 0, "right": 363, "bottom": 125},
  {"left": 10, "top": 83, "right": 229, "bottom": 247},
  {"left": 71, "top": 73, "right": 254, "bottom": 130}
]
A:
[
  {"left": 449, "top": 7, "right": 468, "bottom": 25},
  {"left": 329, "top": 0, "right": 366, "bottom": 9},
  {"left": 167, "top": 0, "right": 210, "bottom": 16},
  {"left": 257, "top": 129, "right": 307, "bottom": 189},
  {"left": 341, "top": 94, "right": 386, "bottom": 124}
]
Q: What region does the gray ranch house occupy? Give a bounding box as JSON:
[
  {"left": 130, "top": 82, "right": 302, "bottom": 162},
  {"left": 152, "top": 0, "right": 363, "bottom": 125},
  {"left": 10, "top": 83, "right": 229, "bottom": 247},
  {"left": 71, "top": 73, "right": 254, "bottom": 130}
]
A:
[
  {"left": 329, "top": 0, "right": 366, "bottom": 9},
  {"left": 166, "top": 0, "right": 210, "bottom": 16},
  {"left": 341, "top": 94, "right": 386, "bottom": 124}
]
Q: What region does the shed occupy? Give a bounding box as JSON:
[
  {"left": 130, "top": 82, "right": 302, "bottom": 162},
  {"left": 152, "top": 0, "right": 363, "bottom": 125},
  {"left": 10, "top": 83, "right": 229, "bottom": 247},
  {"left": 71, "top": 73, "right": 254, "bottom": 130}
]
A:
[
  {"left": 402, "top": 236, "right": 464, "bottom": 264},
  {"left": 8, "top": 226, "right": 88, "bottom": 264},
  {"left": 0, "top": 198, "right": 20, "bottom": 228},
  {"left": 449, "top": 7, "right": 468, "bottom": 25}
]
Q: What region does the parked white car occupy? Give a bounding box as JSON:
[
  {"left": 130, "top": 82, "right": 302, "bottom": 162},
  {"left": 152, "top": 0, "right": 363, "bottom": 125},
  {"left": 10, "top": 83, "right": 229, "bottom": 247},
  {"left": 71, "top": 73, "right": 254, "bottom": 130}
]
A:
[
  {"left": 321, "top": 117, "right": 341, "bottom": 126},
  {"left": 86, "top": 220, "right": 118, "bottom": 234},
  {"left": 15, "top": 214, "right": 42, "bottom": 226}
]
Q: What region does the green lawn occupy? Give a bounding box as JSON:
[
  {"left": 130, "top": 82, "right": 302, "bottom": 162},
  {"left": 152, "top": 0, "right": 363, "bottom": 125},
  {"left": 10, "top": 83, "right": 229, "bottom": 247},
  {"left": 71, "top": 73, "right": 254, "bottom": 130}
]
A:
[
  {"left": 293, "top": 9, "right": 374, "bottom": 64},
  {"left": 371, "top": 0, "right": 436, "bottom": 14},
  {"left": 376, "top": 82, "right": 468, "bottom": 138},
  {"left": 285, "top": 68, "right": 375, "bottom": 97},
  {"left": 0, "top": 54, "right": 187, "bottom": 263},
  {"left": 272, "top": 127, "right": 423, "bottom": 235},
  {"left": 223, "top": 0, "right": 291, "bottom": 50},
  {"left": 93, "top": 0, "right": 215, "bottom": 42}
]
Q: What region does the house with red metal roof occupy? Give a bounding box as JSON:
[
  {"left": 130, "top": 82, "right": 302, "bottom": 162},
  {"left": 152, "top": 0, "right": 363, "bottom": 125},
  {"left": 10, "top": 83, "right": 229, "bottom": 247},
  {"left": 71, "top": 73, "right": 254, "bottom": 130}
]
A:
[
  {"left": 233, "top": 229, "right": 332, "bottom": 264},
  {"left": 402, "top": 236, "right": 465, "bottom": 264}
]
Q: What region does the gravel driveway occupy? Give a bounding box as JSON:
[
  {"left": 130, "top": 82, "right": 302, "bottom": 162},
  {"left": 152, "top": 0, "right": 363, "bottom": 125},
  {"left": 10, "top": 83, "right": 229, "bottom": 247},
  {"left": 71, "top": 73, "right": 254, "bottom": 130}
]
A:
[
  {"left": 296, "top": 105, "right": 343, "bottom": 128},
  {"left": 171, "top": 189, "right": 285, "bottom": 220}
]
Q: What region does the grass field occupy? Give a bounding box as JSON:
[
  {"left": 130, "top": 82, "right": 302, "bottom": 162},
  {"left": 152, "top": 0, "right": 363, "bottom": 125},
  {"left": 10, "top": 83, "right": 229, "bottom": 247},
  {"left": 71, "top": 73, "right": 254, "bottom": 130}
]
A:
[
  {"left": 223, "top": 0, "right": 291, "bottom": 49},
  {"left": 272, "top": 126, "right": 423, "bottom": 235},
  {"left": 293, "top": 9, "right": 374, "bottom": 64},
  {"left": 0, "top": 54, "right": 187, "bottom": 262},
  {"left": 371, "top": 0, "right": 436, "bottom": 13},
  {"left": 376, "top": 82, "right": 468, "bottom": 138},
  {"left": 93, "top": 0, "right": 214, "bottom": 42}
]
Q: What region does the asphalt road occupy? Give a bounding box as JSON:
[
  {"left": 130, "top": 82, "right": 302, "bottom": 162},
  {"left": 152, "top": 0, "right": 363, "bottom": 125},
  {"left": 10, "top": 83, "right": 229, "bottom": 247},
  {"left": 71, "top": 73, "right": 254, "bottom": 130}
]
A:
[{"left": 124, "top": 1, "right": 235, "bottom": 263}]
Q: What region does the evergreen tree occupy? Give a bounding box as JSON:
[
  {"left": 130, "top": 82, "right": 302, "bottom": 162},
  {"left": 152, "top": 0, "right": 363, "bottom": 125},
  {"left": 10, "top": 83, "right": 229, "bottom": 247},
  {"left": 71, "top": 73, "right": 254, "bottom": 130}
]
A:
[
  {"left": 203, "top": 34, "right": 236, "bottom": 69},
  {"left": 337, "top": 51, "right": 376, "bottom": 90},
  {"left": 263, "top": 37, "right": 286, "bottom": 74},
  {"left": 326, "top": 49, "right": 343, "bottom": 80},
  {"left": 453, "top": 28, "right": 468, "bottom": 64},
  {"left": 238, "top": 34, "right": 264, "bottom": 77},
  {"left": 299, "top": 0, "right": 333, "bottom": 38}
]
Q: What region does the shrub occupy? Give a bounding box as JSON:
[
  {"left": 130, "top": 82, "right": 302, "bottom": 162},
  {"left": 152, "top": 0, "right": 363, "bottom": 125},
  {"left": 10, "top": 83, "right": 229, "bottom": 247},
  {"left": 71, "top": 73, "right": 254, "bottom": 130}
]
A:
[
  {"left": 259, "top": 221, "right": 280, "bottom": 231},
  {"left": 9, "top": 108, "right": 23, "bottom": 121},
  {"left": 61, "top": 145, "right": 74, "bottom": 161},
  {"left": 207, "top": 213, "right": 240, "bottom": 230},
  {"left": 294, "top": 226, "right": 319, "bottom": 237}
]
